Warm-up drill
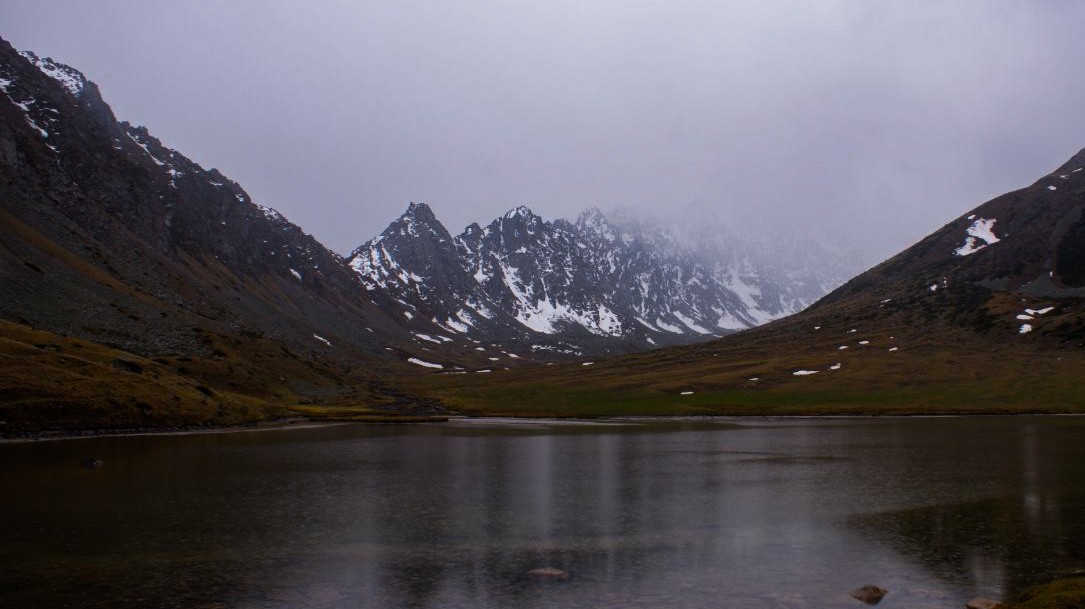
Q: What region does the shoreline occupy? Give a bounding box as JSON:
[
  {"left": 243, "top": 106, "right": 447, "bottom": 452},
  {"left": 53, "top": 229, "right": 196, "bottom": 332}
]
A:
[
  {"left": 0, "top": 418, "right": 351, "bottom": 443},
  {"left": 4, "top": 411, "right": 1084, "bottom": 443}
]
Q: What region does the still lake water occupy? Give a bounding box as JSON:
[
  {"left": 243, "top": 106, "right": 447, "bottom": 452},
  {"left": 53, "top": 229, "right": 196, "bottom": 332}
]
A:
[{"left": 3, "top": 416, "right": 1085, "bottom": 608}]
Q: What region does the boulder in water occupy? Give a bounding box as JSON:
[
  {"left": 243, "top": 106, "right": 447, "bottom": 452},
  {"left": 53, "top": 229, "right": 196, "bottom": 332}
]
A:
[
  {"left": 528, "top": 567, "right": 568, "bottom": 580},
  {"left": 849, "top": 585, "right": 888, "bottom": 605}
]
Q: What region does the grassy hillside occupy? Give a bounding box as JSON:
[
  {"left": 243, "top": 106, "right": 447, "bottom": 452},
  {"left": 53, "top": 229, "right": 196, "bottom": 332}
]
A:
[
  {"left": 405, "top": 290, "right": 1085, "bottom": 416},
  {"left": 5, "top": 280, "right": 1084, "bottom": 432},
  {"left": 0, "top": 319, "right": 439, "bottom": 434}
]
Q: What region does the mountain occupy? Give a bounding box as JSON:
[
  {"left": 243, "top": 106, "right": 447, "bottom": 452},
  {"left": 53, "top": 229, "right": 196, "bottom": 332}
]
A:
[
  {"left": 348, "top": 203, "right": 857, "bottom": 356},
  {"left": 826, "top": 151, "right": 1085, "bottom": 304},
  {"left": 0, "top": 38, "right": 478, "bottom": 431},
  {"left": 10, "top": 36, "right": 859, "bottom": 432},
  {"left": 413, "top": 150, "right": 1085, "bottom": 415},
  {"left": 17, "top": 32, "right": 1075, "bottom": 431}
]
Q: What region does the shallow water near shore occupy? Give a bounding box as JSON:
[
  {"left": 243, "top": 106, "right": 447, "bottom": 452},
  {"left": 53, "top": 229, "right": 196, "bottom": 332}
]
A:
[{"left": 3, "top": 416, "right": 1085, "bottom": 608}]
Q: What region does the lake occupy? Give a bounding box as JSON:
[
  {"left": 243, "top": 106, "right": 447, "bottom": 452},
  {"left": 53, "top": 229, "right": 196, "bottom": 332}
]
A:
[{"left": 3, "top": 416, "right": 1085, "bottom": 608}]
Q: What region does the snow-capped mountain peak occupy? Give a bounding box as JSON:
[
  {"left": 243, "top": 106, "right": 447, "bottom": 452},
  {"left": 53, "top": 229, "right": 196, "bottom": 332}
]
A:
[
  {"left": 576, "top": 206, "right": 619, "bottom": 242},
  {"left": 18, "top": 51, "right": 86, "bottom": 96},
  {"left": 347, "top": 204, "right": 859, "bottom": 355},
  {"left": 504, "top": 205, "right": 537, "bottom": 220}
]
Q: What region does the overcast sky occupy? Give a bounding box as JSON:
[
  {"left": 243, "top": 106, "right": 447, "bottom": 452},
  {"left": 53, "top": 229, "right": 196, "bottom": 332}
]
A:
[{"left": 4, "top": 1, "right": 1085, "bottom": 263}]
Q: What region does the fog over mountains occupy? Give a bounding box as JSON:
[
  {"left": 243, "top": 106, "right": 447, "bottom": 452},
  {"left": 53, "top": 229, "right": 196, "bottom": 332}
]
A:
[
  {"left": 0, "top": 37, "right": 859, "bottom": 378},
  {"left": 5, "top": 31, "right": 1085, "bottom": 434},
  {"left": 348, "top": 203, "right": 859, "bottom": 355}
]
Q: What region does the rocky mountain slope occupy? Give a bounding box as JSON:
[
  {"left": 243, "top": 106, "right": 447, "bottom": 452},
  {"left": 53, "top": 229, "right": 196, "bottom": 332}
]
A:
[
  {"left": 348, "top": 202, "right": 856, "bottom": 357},
  {"left": 7, "top": 34, "right": 989, "bottom": 432},
  {"left": 0, "top": 37, "right": 479, "bottom": 430},
  {"left": 413, "top": 149, "right": 1085, "bottom": 415},
  {"left": 4, "top": 36, "right": 852, "bottom": 431}
]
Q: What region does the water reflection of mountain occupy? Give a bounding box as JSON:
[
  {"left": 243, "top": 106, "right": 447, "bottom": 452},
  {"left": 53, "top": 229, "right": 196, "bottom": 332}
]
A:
[
  {"left": 8, "top": 418, "right": 1085, "bottom": 608},
  {"left": 850, "top": 421, "right": 1085, "bottom": 601}
]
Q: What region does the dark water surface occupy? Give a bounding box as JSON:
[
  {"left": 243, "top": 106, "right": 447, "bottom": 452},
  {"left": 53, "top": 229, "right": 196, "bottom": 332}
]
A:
[{"left": 3, "top": 416, "right": 1085, "bottom": 608}]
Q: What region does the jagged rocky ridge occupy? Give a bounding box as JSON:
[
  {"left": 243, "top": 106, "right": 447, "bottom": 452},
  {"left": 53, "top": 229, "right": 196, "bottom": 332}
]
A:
[
  {"left": 348, "top": 203, "right": 857, "bottom": 354},
  {"left": 429, "top": 147, "right": 1085, "bottom": 417},
  {"left": 0, "top": 41, "right": 400, "bottom": 354},
  {"left": 0, "top": 36, "right": 855, "bottom": 385},
  {"left": 0, "top": 37, "right": 484, "bottom": 422}
]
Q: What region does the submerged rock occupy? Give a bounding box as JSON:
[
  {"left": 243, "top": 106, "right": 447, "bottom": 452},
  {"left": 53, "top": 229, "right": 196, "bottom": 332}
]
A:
[
  {"left": 527, "top": 567, "right": 568, "bottom": 580},
  {"left": 849, "top": 585, "right": 888, "bottom": 605},
  {"left": 79, "top": 457, "right": 103, "bottom": 469}
]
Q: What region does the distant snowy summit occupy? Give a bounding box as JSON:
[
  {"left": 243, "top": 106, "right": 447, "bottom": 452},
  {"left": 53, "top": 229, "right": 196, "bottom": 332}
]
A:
[
  {"left": 0, "top": 34, "right": 858, "bottom": 367},
  {"left": 347, "top": 202, "right": 858, "bottom": 352}
]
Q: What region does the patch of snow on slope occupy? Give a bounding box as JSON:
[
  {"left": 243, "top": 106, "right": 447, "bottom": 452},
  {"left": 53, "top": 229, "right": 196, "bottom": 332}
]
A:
[
  {"left": 408, "top": 358, "right": 443, "bottom": 369},
  {"left": 596, "top": 305, "right": 623, "bottom": 336},
  {"left": 1019, "top": 324, "right": 1033, "bottom": 334},
  {"left": 351, "top": 243, "right": 423, "bottom": 288},
  {"left": 673, "top": 310, "right": 712, "bottom": 334},
  {"left": 716, "top": 308, "right": 750, "bottom": 332},
  {"left": 20, "top": 52, "right": 85, "bottom": 95},
  {"left": 22, "top": 111, "right": 48, "bottom": 138},
  {"left": 955, "top": 218, "right": 1000, "bottom": 256},
  {"left": 467, "top": 300, "right": 494, "bottom": 319},
  {"left": 443, "top": 315, "right": 470, "bottom": 333},
  {"left": 5, "top": 96, "right": 50, "bottom": 138},
  {"left": 258, "top": 205, "right": 285, "bottom": 222},
  {"left": 513, "top": 298, "right": 560, "bottom": 334},
  {"left": 636, "top": 317, "right": 661, "bottom": 332},
  {"left": 499, "top": 264, "right": 622, "bottom": 336},
  {"left": 125, "top": 131, "right": 166, "bottom": 166},
  {"left": 792, "top": 370, "right": 818, "bottom": 376},
  {"left": 499, "top": 264, "right": 554, "bottom": 333},
  {"left": 289, "top": 269, "right": 301, "bottom": 281},
  {"left": 312, "top": 334, "right": 332, "bottom": 347},
  {"left": 717, "top": 272, "right": 776, "bottom": 328},
  {"left": 655, "top": 317, "right": 684, "bottom": 333}
]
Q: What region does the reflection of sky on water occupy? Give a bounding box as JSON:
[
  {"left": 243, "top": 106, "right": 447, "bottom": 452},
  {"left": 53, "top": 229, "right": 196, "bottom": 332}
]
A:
[
  {"left": 850, "top": 418, "right": 1085, "bottom": 603},
  {"left": 3, "top": 417, "right": 1085, "bottom": 608}
]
